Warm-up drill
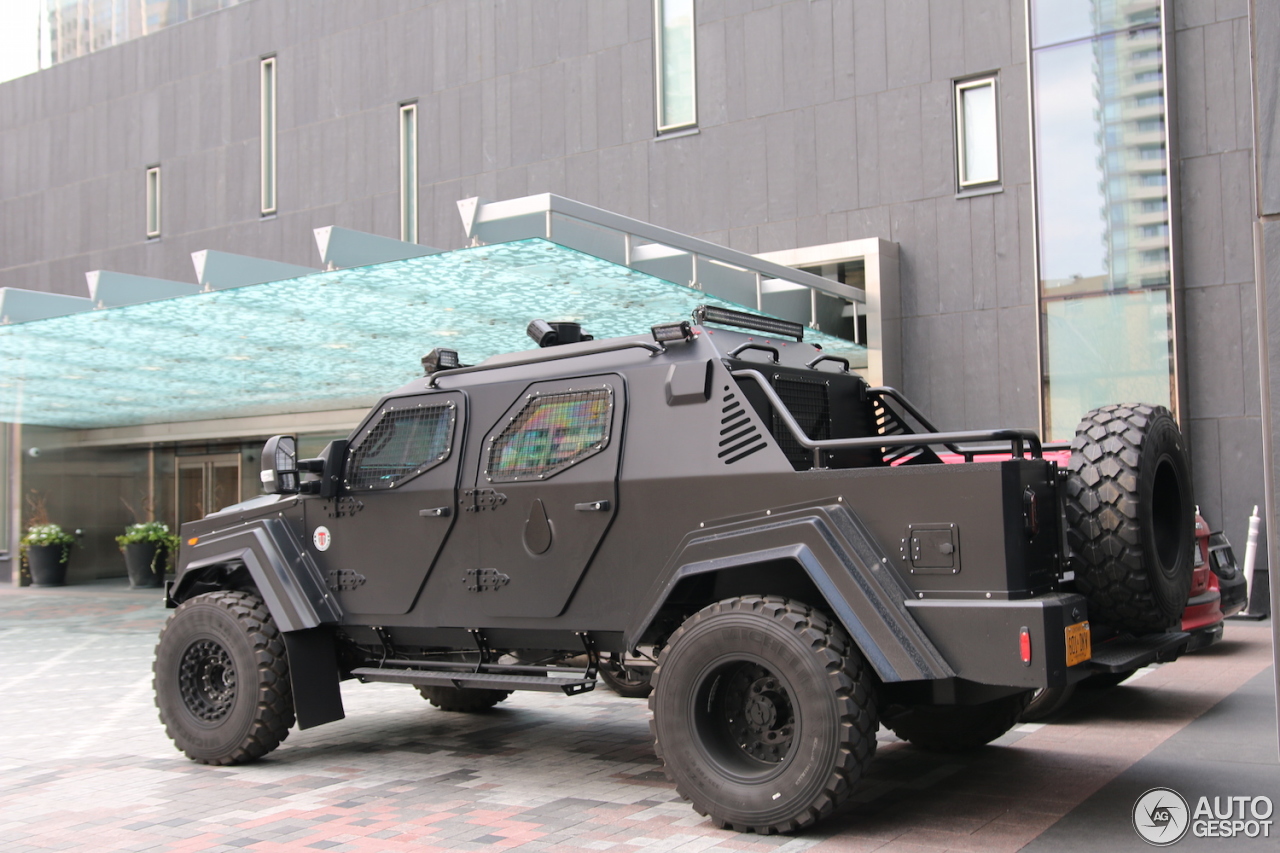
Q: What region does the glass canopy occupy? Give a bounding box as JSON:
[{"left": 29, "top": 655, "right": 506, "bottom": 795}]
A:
[{"left": 0, "top": 239, "right": 865, "bottom": 430}]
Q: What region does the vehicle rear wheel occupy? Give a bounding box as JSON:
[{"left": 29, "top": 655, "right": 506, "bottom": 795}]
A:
[
  {"left": 154, "top": 590, "right": 294, "bottom": 765},
  {"left": 417, "top": 685, "right": 511, "bottom": 712},
  {"left": 1018, "top": 683, "right": 1077, "bottom": 722},
  {"left": 598, "top": 652, "right": 654, "bottom": 698},
  {"left": 649, "top": 596, "right": 877, "bottom": 834},
  {"left": 886, "top": 692, "right": 1031, "bottom": 751},
  {"left": 1065, "top": 404, "right": 1195, "bottom": 633}
]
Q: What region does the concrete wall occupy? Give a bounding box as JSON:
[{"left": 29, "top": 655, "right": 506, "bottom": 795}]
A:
[{"left": 0, "top": 0, "right": 1265, "bottom": 563}]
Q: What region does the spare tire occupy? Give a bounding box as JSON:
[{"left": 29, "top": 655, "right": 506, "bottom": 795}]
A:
[{"left": 1064, "top": 404, "right": 1194, "bottom": 633}]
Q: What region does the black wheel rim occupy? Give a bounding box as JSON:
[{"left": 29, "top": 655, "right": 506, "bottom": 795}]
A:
[
  {"left": 692, "top": 659, "right": 797, "bottom": 779},
  {"left": 178, "top": 638, "right": 237, "bottom": 723}
]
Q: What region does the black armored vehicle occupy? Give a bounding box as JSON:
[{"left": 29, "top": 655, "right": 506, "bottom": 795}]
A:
[{"left": 155, "top": 305, "right": 1195, "bottom": 834}]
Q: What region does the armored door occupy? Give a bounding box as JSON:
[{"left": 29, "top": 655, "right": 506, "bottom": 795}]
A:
[
  {"left": 471, "top": 376, "right": 624, "bottom": 617},
  {"left": 307, "top": 391, "right": 465, "bottom": 616}
]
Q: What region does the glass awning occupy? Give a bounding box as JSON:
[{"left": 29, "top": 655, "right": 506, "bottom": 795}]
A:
[{"left": 0, "top": 239, "right": 865, "bottom": 430}]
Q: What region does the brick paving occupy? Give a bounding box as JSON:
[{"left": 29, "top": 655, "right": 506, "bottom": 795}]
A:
[{"left": 0, "top": 580, "right": 1273, "bottom": 852}]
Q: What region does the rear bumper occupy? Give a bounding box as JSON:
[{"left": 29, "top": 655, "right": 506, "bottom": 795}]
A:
[{"left": 905, "top": 593, "right": 1091, "bottom": 689}]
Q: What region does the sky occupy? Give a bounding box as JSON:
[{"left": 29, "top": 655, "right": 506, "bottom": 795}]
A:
[{"left": 0, "top": 0, "right": 41, "bottom": 85}]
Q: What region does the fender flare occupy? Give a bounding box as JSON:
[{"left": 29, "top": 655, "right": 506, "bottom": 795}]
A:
[
  {"left": 173, "top": 518, "right": 341, "bottom": 633},
  {"left": 627, "top": 504, "right": 955, "bottom": 683}
]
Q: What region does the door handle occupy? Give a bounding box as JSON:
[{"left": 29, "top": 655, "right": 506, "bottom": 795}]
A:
[
  {"left": 575, "top": 500, "right": 611, "bottom": 512},
  {"left": 419, "top": 506, "right": 451, "bottom": 518}
]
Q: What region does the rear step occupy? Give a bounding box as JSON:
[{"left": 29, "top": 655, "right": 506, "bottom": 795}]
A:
[
  {"left": 1086, "top": 631, "right": 1191, "bottom": 674},
  {"left": 351, "top": 666, "right": 596, "bottom": 696}
]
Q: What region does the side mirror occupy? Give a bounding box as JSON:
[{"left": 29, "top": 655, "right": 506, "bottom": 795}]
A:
[{"left": 260, "top": 435, "right": 299, "bottom": 494}]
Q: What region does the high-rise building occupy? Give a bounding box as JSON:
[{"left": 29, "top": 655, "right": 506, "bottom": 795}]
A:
[{"left": 43, "top": 0, "right": 246, "bottom": 66}]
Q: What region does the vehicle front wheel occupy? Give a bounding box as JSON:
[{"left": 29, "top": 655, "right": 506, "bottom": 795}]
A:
[
  {"left": 154, "top": 590, "right": 294, "bottom": 765},
  {"left": 649, "top": 596, "right": 878, "bottom": 834}
]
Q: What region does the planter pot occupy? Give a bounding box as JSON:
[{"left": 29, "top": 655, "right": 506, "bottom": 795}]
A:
[
  {"left": 27, "top": 544, "right": 68, "bottom": 587},
  {"left": 124, "top": 542, "right": 167, "bottom": 589}
]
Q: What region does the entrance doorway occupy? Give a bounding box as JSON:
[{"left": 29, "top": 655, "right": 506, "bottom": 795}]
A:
[{"left": 176, "top": 454, "right": 241, "bottom": 526}]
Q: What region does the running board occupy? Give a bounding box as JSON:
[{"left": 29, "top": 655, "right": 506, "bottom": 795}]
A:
[
  {"left": 1086, "top": 631, "right": 1190, "bottom": 674},
  {"left": 351, "top": 666, "right": 596, "bottom": 696}
]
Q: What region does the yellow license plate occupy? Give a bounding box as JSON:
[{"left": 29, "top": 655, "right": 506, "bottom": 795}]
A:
[{"left": 1065, "top": 621, "right": 1091, "bottom": 666}]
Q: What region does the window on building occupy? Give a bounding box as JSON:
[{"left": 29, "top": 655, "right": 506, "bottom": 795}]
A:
[
  {"left": 399, "top": 102, "right": 418, "bottom": 244},
  {"left": 955, "top": 77, "right": 1000, "bottom": 188},
  {"left": 487, "top": 389, "right": 612, "bottom": 482},
  {"left": 260, "top": 56, "right": 277, "bottom": 215},
  {"left": 654, "top": 0, "right": 696, "bottom": 133},
  {"left": 345, "top": 401, "right": 455, "bottom": 490},
  {"left": 145, "top": 165, "right": 161, "bottom": 238},
  {"left": 1030, "top": 0, "right": 1176, "bottom": 440}
]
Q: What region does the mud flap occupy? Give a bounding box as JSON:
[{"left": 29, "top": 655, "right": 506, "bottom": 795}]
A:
[{"left": 282, "top": 628, "right": 345, "bottom": 729}]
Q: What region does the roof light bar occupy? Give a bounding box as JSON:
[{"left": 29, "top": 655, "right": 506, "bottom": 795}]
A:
[
  {"left": 692, "top": 304, "right": 804, "bottom": 342},
  {"left": 651, "top": 320, "right": 694, "bottom": 343}
]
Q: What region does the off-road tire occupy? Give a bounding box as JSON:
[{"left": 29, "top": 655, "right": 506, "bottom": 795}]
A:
[
  {"left": 1065, "top": 404, "right": 1194, "bottom": 633},
  {"left": 154, "top": 591, "right": 294, "bottom": 765},
  {"left": 598, "top": 652, "right": 654, "bottom": 698},
  {"left": 1019, "top": 683, "right": 1077, "bottom": 722},
  {"left": 649, "top": 596, "right": 877, "bottom": 834},
  {"left": 887, "top": 691, "right": 1031, "bottom": 752},
  {"left": 417, "top": 685, "right": 512, "bottom": 712}
]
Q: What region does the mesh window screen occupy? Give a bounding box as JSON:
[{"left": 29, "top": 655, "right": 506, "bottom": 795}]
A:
[
  {"left": 488, "top": 389, "right": 612, "bottom": 482},
  {"left": 771, "top": 375, "right": 831, "bottom": 471},
  {"left": 346, "top": 403, "right": 455, "bottom": 490}
]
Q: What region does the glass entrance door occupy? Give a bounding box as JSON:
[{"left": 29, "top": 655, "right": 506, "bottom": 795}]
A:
[{"left": 176, "top": 455, "right": 241, "bottom": 526}]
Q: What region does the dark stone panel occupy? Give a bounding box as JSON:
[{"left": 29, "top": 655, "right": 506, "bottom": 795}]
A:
[
  {"left": 1203, "top": 20, "right": 1240, "bottom": 156},
  {"left": 875, "top": 87, "right": 923, "bottom": 204},
  {"left": 970, "top": 193, "right": 997, "bottom": 311},
  {"left": 929, "top": 0, "right": 965, "bottom": 82},
  {"left": 1180, "top": 154, "right": 1226, "bottom": 287},
  {"left": 744, "top": 5, "right": 786, "bottom": 118},
  {"left": 852, "top": 0, "right": 887, "bottom": 95},
  {"left": 765, "top": 112, "right": 798, "bottom": 222},
  {"left": 997, "top": 304, "right": 1039, "bottom": 429},
  {"left": 816, "top": 98, "right": 859, "bottom": 214},
  {"left": 1174, "top": 26, "right": 1207, "bottom": 160},
  {"left": 832, "top": 0, "right": 857, "bottom": 100},
  {"left": 1184, "top": 282, "right": 1246, "bottom": 419},
  {"left": 962, "top": 309, "right": 1001, "bottom": 428},
  {"left": 963, "top": 0, "right": 1011, "bottom": 73},
  {"left": 1216, "top": 415, "right": 1269, "bottom": 574},
  {"left": 885, "top": 0, "right": 931, "bottom": 89},
  {"left": 936, "top": 196, "right": 974, "bottom": 314}
]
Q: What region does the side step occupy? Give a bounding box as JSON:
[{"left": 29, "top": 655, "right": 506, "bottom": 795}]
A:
[
  {"left": 351, "top": 666, "right": 596, "bottom": 696},
  {"left": 1086, "top": 631, "right": 1190, "bottom": 674}
]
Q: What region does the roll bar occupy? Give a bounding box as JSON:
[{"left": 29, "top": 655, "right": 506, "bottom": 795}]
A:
[{"left": 731, "top": 369, "right": 1043, "bottom": 468}]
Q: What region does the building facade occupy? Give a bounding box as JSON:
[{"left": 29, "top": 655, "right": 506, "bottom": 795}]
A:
[{"left": 0, "top": 0, "right": 1272, "bottom": 597}]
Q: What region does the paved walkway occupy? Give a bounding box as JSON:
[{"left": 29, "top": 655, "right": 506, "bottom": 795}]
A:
[{"left": 0, "top": 581, "right": 1275, "bottom": 852}]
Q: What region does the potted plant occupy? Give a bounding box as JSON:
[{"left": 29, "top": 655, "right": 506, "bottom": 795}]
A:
[
  {"left": 116, "top": 522, "right": 178, "bottom": 589},
  {"left": 20, "top": 523, "right": 75, "bottom": 587}
]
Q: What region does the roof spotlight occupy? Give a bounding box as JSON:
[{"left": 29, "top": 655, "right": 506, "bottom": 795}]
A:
[
  {"left": 421, "top": 347, "right": 461, "bottom": 375},
  {"left": 527, "top": 320, "right": 593, "bottom": 348}
]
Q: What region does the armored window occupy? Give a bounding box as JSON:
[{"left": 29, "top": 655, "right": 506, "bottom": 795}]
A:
[
  {"left": 487, "top": 389, "right": 612, "bottom": 482},
  {"left": 345, "top": 401, "right": 455, "bottom": 490}
]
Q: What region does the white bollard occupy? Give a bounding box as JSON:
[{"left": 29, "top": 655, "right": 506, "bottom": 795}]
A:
[{"left": 1241, "top": 505, "right": 1261, "bottom": 615}]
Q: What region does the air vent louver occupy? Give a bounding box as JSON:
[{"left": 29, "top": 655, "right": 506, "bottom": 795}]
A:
[{"left": 717, "top": 389, "right": 767, "bottom": 464}]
